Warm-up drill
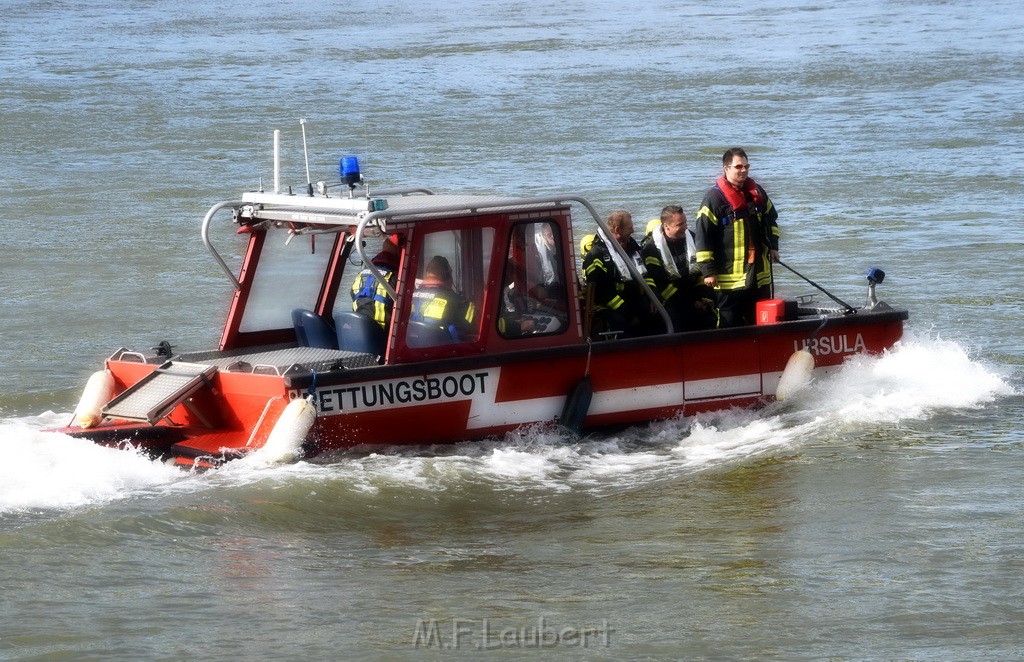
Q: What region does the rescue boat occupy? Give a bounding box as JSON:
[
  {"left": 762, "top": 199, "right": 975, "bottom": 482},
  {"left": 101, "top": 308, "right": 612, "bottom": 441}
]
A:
[{"left": 53, "top": 131, "right": 908, "bottom": 469}]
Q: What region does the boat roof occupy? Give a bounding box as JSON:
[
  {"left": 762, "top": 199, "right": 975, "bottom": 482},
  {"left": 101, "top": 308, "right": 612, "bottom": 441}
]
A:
[{"left": 237, "top": 189, "right": 573, "bottom": 229}]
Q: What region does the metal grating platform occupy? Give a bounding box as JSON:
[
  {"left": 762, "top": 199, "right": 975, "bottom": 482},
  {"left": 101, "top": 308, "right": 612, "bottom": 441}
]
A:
[
  {"left": 179, "top": 346, "right": 378, "bottom": 373},
  {"left": 102, "top": 362, "right": 218, "bottom": 424}
]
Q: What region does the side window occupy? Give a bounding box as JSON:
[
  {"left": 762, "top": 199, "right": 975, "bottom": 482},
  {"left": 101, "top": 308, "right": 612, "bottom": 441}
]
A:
[
  {"left": 407, "top": 226, "right": 493, "bottom": 347},
  {"left": 497, "top": 221, "right": 569, "bottom": 338}
]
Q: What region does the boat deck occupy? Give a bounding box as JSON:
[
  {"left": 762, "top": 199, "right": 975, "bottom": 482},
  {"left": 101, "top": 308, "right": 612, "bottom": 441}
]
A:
[{"left": 176, "top": 345, "right": 378, "bottom": 374}]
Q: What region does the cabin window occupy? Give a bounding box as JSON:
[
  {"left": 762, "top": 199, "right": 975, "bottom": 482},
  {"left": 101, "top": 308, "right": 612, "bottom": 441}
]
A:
[
  {"left": 497, "top": 220, "right": 569, "bottom": 338},
  {"left": 407, "top": 227, "right": 494, "bottom": 347},
  {"left": 239, "top": 229, "right": 332, "bottom": 333}
]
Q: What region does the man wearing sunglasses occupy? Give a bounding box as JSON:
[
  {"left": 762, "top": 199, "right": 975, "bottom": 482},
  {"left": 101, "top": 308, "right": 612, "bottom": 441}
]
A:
[{"left": 694, "top": 147, "right": 781, "bottom": 327}]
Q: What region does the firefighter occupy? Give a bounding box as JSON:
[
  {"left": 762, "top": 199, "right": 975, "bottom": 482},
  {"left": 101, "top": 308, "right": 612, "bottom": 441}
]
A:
[
  {"left": 695, "top": 148, "right": 781, "bottom": 327},
  {"left": 641, "top": 205, "right": 718, "bottom": 332},
  {"left": 351, "top": 234, "right": 402, "bottom": 330},
  {"left": 410, "top": 255, "right": 476, "bottom": 342},
  {"left": 582, "top": 210, "right": 657, "bottom": 339}
]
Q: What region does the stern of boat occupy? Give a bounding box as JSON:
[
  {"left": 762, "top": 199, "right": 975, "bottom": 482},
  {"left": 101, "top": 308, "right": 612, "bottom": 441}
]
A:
[{"left": 56, "top": 344, "right": 376, "bottom": 468}]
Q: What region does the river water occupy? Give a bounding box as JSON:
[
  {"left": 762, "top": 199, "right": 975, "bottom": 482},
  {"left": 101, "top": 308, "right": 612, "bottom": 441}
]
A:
[{"left": 2, "top": 0, "right": 1023, "bottom": 659}]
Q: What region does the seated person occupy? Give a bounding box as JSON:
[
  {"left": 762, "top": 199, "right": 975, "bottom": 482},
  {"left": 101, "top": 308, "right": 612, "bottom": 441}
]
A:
[
  {"left": 410, "top": 256, "right": 476, "bottom": 342},
  {"left": 498, "top": 280, "right": 536, "bottom": 338},
  {"left": 497, "top": 224, "right": 569, "bottom": 339},
  {"left": 351, "top": 234, "right": 401, "bottom": 330},
  {"left": 498, "top": 268, "right": 566, "bottom": 338}
]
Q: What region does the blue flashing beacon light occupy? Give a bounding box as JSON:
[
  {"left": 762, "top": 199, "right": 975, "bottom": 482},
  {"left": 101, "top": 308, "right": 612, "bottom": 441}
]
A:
[{"left": 340, "top": 156, "right": 361, "bottom": 187}]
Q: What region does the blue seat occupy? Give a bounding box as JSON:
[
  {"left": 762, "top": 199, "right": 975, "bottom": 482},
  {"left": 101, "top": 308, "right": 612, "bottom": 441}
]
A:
[
  {"left": 334, "top": 311, "right": 386, "bottom": 357},
  {"left": 406, "top": 320, "right": 456, "bottom": 348},
  {"left": 292, "top": 309, "right": 338, "bottom": 349}
]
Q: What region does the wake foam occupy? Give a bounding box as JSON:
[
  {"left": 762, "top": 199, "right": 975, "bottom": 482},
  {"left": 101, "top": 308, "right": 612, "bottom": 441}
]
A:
[{"left": 0, "top": 413, "right": 181, "bottom": 514}]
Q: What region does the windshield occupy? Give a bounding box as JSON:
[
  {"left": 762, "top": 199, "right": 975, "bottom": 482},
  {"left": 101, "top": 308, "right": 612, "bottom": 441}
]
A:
[{"left": 239, "top": 228, "right": 332, "bottom": 333}]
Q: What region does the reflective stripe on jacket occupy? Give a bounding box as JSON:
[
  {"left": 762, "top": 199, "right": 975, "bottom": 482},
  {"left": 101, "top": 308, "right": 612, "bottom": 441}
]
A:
[
  {"left": 410, "top": 284, "right": 476, "bottom": 341},
  {"left": 351, "top": 266, "right": 396, "bottom": 328},
  {"left": 582, "top": 235, "right": 654, "bottom": 313}
]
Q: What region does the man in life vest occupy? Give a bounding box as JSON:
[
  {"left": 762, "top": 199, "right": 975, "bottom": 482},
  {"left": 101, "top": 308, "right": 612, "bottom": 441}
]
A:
[
  {"left": 641, "top": 205, "right": 718, "bottom": 332},
  {"left": 582, "top": 210, "right": 657, "bottom": 338},
  {"left": 410, "top": 255, "right": 476, "bottom": 342},
  {"left": 695, "top": 148, "right": 781, "bottom": 327},
  {"left": 351, "top": 234, "right": 402, "bottom": 330}
]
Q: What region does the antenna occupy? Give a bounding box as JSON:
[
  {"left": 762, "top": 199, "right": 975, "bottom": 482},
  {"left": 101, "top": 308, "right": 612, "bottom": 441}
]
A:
[
  {"left": 300, "top": 118, "right": 312, "bottom": 196},
  {"left": 273, "top": 129, "right": 280, "bottom": 194}
]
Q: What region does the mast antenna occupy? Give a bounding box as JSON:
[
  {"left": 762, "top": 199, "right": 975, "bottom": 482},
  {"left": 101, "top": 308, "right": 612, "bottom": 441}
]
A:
[{"left": 300, "top": 118, "right": 312, "bottom": 196}]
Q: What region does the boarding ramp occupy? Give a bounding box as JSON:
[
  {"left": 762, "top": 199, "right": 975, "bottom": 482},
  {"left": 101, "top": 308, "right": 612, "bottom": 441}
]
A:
[{"left": 102, "top": 361, "right": 218, "bottom": 425}]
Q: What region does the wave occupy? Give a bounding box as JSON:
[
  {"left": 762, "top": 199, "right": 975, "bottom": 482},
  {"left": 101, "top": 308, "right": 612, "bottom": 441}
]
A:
[{"left": 0, "top": 332, "right": 1016, "bottom": 515}]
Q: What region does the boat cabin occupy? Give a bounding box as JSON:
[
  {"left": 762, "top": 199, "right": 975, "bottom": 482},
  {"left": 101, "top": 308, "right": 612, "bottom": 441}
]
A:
[{"left": 211, "top": 187, "right": 611, "bottom": 368}]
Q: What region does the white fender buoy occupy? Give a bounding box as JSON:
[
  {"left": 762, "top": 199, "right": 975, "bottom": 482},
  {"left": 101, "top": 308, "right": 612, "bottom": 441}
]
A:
[
  {"left": 775, "top": 349, "right": 815, "bottom": 402},
  {"left": 260, "top": 396, "right": 316, "bottom": 462},
  {"left": 74, "top": 369, "right": 115, "bottom": 428}
]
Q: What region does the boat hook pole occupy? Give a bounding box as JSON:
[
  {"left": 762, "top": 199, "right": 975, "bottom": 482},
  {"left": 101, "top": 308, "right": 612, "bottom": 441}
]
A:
[{"left": 776, "top": 260, "right": 856, "bottom": 314}]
